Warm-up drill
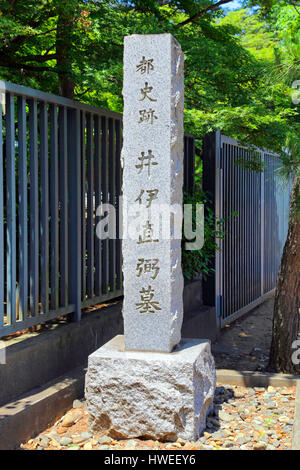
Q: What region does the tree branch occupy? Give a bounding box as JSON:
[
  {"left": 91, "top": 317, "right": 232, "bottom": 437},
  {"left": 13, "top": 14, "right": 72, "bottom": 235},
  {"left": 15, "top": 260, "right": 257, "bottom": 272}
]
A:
[
  {"left": 175, "top": 0, "right": 233, "bottom": 28},
  {"left": 75, "top": 86, "right": 93, "bottom": 99},
  {"left": 13, "top": 53, "right": 58, "bottom": 63},
  {"left": 0, "top": 59, "right": 55, "bottom": 73},
  {"left": 291, "top": 2, "right": 300, "bottom": 16},
  {"left": 1, "top": 27, "right": 57, "bottom": 45}
]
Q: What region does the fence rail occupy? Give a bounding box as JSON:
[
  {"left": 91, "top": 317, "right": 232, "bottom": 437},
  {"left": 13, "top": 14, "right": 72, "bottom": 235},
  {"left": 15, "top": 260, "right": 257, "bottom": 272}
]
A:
[
  {"left": 0, "top": 80, "right": 195, "bottom": 338},
  {"left": 203, "top": 131, "right": 291, "bottom": 327}
]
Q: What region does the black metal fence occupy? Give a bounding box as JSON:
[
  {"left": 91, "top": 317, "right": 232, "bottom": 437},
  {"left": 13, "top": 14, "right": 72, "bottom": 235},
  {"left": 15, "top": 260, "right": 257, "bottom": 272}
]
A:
[
  {"left": 203, "top": 131, "right": 291, "bottom": 327},
  {"left": 0, "top": 80, "right": 195, "bottom": 338},
  {"left": 1, "top": 80, "right": 289, "bottom": 337},
  {"left": 184, "top": 133, "right": 195, "bottom": 193},
  {"left": 0, "top": 80, "right": 124, "bottom": 338}
]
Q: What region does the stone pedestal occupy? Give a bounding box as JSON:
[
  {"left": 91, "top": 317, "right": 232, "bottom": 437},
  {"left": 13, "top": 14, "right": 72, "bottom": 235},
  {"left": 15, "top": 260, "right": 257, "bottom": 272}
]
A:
[{"left": 85, "top": 335, "right": 216, "bottom": 442}]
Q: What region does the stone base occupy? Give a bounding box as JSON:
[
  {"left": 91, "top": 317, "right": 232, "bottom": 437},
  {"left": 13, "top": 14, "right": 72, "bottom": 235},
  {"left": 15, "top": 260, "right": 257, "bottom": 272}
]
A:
[{"left": 85, "top": 335, "right": 216, "bottom": 441}]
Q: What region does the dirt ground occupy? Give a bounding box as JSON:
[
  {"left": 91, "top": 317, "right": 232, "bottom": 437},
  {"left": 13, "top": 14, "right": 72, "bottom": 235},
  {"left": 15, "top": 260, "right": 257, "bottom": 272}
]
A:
[{"left": 212, "top": 297, "right": 274, "bottom": 371}]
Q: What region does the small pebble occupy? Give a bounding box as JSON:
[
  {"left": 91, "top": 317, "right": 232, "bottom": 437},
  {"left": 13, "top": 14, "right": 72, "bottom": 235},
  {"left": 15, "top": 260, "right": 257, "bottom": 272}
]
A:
[
  {"left": 98, "top": 435, "right": 112, "bottom": 445},
  {"left": 253, "top": 441, "right": 267, "bottom": 450},
  {"left": 125, "top": 440, "right": 137, "bottom": 450},
  {"left": 73, "top": 399, "right": 83, "bottom": 409},
  {"left": 60, "top": 437, "right": 72, "bottom": 446},
  {"left": 176, "top": 437, "right": 186, "bottom": 445}
]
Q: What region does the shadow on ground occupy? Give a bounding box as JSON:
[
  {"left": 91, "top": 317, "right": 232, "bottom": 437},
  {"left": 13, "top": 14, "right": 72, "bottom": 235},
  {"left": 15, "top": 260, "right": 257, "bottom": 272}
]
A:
[{"left": 212, "top": 298, "right": 274, "bottom": 372}]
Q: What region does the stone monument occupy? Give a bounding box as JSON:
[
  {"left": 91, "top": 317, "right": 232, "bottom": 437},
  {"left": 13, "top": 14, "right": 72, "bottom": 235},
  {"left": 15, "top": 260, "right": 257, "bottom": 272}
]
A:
[{"left": 85, "top": 33, "right": 216, "bottom": 442}]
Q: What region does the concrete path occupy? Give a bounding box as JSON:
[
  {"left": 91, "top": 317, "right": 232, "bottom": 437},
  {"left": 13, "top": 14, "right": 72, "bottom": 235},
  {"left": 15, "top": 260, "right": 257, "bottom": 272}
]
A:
[{"left": 212, "top": 298, "right": 274, "bottom": 371}]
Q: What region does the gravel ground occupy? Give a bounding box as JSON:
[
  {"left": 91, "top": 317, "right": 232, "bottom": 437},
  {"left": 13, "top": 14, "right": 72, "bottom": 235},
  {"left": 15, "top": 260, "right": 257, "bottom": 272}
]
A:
[
  {"left": 20, "top": 383, "right": 296, "bottom": 451},
  {"left": 20, "top": 297, "right": 297, "bottom": 451}
]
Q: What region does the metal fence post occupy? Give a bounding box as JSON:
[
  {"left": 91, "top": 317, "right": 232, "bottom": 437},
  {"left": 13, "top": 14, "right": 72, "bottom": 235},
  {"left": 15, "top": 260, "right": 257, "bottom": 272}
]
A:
[
  {"left": 6, "top": 92, "right": 17, "bottom": 324},
  {"left": 67, "top": 108, "right": 82, "bottom": 321},
  {"left": 215, "top": 130, "right": 222, "bottom": 327},
  {"left": 261, "top": 152, "right": 265, "bottom": 297},
  {"left": 0, "top": 93, "right": 3, "bottom": 328},
  {"left": 202, "top": 130, "right": 222, "bottom": 313}
]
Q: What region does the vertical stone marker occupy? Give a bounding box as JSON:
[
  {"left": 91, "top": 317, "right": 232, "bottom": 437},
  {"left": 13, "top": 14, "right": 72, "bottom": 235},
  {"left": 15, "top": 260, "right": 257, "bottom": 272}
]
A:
[
  {"left": 122, "top": 34, "right": 184, "bottom": 352},
  {"left": 85, "top": 34, "right": 216, "bottom": 442}
]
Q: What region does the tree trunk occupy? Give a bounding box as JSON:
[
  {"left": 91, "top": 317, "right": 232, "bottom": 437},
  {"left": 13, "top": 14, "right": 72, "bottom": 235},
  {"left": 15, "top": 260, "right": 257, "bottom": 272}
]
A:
[
  {"left": 56, "top": 10, "right": 75, "bottom": 99},
  {"left": 269, "top": 168, "right": 300, "bottom": 373}
]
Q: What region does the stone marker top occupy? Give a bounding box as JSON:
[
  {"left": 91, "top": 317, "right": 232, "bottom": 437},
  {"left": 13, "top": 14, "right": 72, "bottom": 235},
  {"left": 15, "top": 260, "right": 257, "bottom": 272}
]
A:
[
  {"left": 123, "top": 33, "right": 184, "bottom": 176},
  {"left": 121, "top": 33, "right": 184, "bottom": 353}
]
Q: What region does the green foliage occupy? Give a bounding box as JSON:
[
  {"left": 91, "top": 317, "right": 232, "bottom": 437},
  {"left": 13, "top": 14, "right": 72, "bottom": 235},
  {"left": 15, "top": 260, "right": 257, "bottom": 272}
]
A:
[
  {"left": 1, "top": 0, "right": 300, "bottom": 280},
  {"left": 0, "top": 0, "right": 291, "bottom": 151},
  {"left": 181, "top": 187, "right": 225, "bottom": 280},
  {"left": 214, "top": 3, "right": 300, "bottom": 178}
]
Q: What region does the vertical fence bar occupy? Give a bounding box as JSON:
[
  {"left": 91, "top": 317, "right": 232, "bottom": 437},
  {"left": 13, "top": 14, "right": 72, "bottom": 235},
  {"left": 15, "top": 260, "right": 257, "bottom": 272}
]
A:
[
  {"left": 268, "top": 156, "right": 272, "bottom": 290},
  {"left": 0, "top": 93, "right": 3, "bottom": 327},
  {"left": 239, "top": 149, "right": 244, "bottom": 310},
  {"left": 81, "top": 111, "right": 86, "bottom": 301},
  {"left": 249, "top": 151, "right": 253, "bottom": 303},
  {"left": 59, "top": 106, "right": 68, "bottom": 307},
  {"left": 255, "top": 160, "right": 260, "bottom": 298},
  {"left": 256, "top": 161, "right": 260, "bottom": 297},
  {"left": 101, "top": 116, "right": 108, "bottom": 295},
  {"left": 86, "top": 113, "right": 94, "bottom": 298},
  {"left": 183, "top": 136, "right": 187, "bottom": 190},
  {"left": 260, "top": 152, "right": 266, "bottom": 295},
  {"left": 254, "top": 161, "right": 258, "bottom": 297},
  {"left": 232, "top": 145, "right": 237, "bottom": 314},
  {"left": 246, "top": 149, "right": 250, "bottom": 305},
  {"left": 251, "top": 155, "right": 255, "bottom": 298},
  {"left": 40, "top": 101, "right": 49, "bottom": 314},
  {"left": 226, "top": 143, "right": 231, "bottom": 319},
  {"left": 243, "top": 148, "right": 247, "bottom": 308},
  {"left": 115, "top": 119, "right": 122, "bottom": 291},
  {"left": 58, "top": 106, "right": 69, "bottom": 306},
  {"left": 251, "top": 157, "right": 254, "bottom": 300},
  {"left": 189, "top": 136, "right": 195, "bottom": 192},
  {"left": 202, "top": 131, "right": 219, "bottom": 308},
  {"left": 222, "top": 143, "right": 227, "bottom": 320},
  {"left": 18, "top": 96, "right": 28, "bottom": 321},
  {"left": 67, "top": 108, "right": 81, "bottom": 321},
  {"left": 28, "top": 98, "right": 39, "bottom": 316},
  {"left": 271, "top": 156, "right": 275, "bottom": 288},
  {"left": 108, "top": 118, "right": 116, "bottom": 292},
  {"left": 236, "top": 146, "right": 241, "bottom": 311},
  {"left": 243, "top": 148, "right": 247, "bottom": 307},
  {"left": 265, "top": 157, "right": 268, "bottom": 293},
  {"left": 229, "top": 145, "right": 233, "bottom": 315},
  {"left": 186, "top": 137, "right": 190, "bottom": 189},
  {"left": 215, "top": 130, "right": 222, "bottom": 323},
  {"left": 94, "top": 115, "right": 101, "bottom": 297},
  {"left": 6, "top": 93, "right": 16, "bottom": 325},
  {"left": 224, "top": 143, "right": 229, "bottom": 318},
  {"left": 50, "top": 104, "right": 59, "bottom": 310}
]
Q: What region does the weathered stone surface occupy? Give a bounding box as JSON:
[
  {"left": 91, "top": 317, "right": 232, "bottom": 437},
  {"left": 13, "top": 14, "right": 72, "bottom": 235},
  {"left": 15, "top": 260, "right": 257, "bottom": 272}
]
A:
[
  {"left": 85, "top": 336, "right": 216, "bottom": 441},
  {"left": 122, "top": 33, "right": 184, "bottom": 352}
]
